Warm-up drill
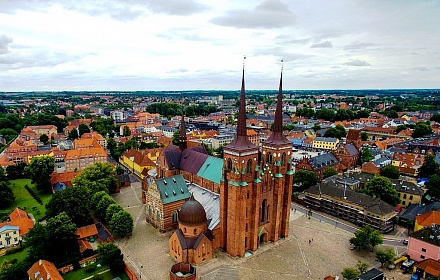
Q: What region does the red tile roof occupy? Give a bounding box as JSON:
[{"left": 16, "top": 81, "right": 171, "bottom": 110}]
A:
[
  {"left": 8, "top": 208, "right": 34, "bottom": 236},
  {"left": 76, "top": 224, "right": 98, "bottom": 239},
  {"left": 416, "top": 211, "right": 440, "bottom": 227},
  {"left": 27, "top": 260, "right": 63, "bottom": 280}
]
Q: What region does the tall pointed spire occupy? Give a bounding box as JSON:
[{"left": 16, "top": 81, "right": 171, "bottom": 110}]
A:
[
  {"left": 179, "top": 107, "right": 187, "bottom": 151},
  {"left": 264, "top": 59, "right": 290, "bottom": 144},
  {"left": 224, "top": 57, "right": 256, "bottom": 151}
]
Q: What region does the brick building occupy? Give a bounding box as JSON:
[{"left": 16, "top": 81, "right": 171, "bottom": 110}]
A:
[{"left": 295, "top": 153, "right": 339, "bottom": 181}]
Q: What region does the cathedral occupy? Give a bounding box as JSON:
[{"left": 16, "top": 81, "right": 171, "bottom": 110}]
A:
[{"left": 147, "top": 64, "right": 294, "bottom": 263}]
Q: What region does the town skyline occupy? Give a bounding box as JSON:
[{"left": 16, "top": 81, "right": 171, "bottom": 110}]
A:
[{"left": 1, "top": 0, "right": 439, "bottom": 92}]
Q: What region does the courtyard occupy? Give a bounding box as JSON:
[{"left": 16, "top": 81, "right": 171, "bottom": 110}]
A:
[{"left": 113, "top": 181, "right": 408, "bottom": 280}]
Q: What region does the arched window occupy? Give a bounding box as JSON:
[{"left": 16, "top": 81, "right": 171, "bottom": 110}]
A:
[
  {"left": 281, "top": 152, "right": 286, "bottom": 166},
  {"left": 261, "top": 199, "right": 267, "bottom": 223},
  {"left": 172, "top": 211, "right": 178, "bottom": 223},
  {"left": 194, "top": 228, "right": 197, "bottom": 235},
  {"left": 184, "top": 227, "right": 187, "bottom": 233},
  {"left": 246, "top": 159, "right": 252, "bottom": 174},
  {"left": 227, "top": 158, "right": 232, "bottom": 171},
  {"left": 267, "top": 153, "right": 272, "bottom": 164}
]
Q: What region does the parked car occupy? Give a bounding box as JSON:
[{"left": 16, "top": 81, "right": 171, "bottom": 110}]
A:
[{"left": 403, "top": 239, "right": 409, "bottom": 245}]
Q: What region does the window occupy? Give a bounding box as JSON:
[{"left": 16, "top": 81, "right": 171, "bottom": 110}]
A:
[
  {"left": 420, "top": 255, "right": 425, "bottom": 259},
  {"left": 409, "top": 195, "right": 413, "bottom": 200},
  {"left": 172, "top": 211, "right": 178, "bottom": 223},
  {"left": 267, "top": 153, "right": 272, "bottom": 164},
  {"left": 281, "top": 153, "right": 286, "bottom": 166},
  {"left": 227, "top": 158, "right": 232, "bottom": 171},
  {"left": 194, "top": 228, "right": 197, "bottom": 235},
  {"left": 261, "top": 199, "right": 267, "bottom": 223},
  {"left": 246, "top": 224, "right": 248, "bottom": 231},
  {"left": 403, "top": 194, "right": 407, "bottom": 199},
  {"left": 246, "top": 159, "right": 252, "bottom": 174},
  {"left": 422, "top": 248, "right": 426, "bottom": 252}
]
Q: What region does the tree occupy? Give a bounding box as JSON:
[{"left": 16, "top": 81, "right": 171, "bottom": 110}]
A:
[
  {"left": 68, "top": 129, "right": 79, "bottom": 140},
  {"left": 97, "top": 243, "right": 124, "bottom": 273},
  {"left": 323, "top": 167, "right": 338, "bottom": 179},
  {"left": 360, "top": 131, "right": 368, "bottom": 141},
  {"left": 106, "top": 204, "right": 124, "bottom": 224},
  {"left": 0, "top": 167, "right": 6, "bottom": 181},
  {"left": 361, "top": 148, "right": 374, "bottom": 163},
  {"left": 122, "top": 125, "right": 131, "bottom": 137},
  {"left": 412, "top": 121, "right": 433, "bottom": 138},
  {"left": 24, "top": 224, "right": 51, "bottom": 262},
  {"left": 115, "top": 165, "right": 125, "bottom": 175},
  {"left": 78, "top": 123, "right": 91, "bottom": 137},
  {"left": 172, "top": 129, "right": 180, "bottom": 145},
  {"left": 39, "top": 134, "right": 49, "bottom": 145},
  {"left": 363, "top": 175, "right": 400, "bottom": 206},
  {"left": 6, "top": 162, "right": 27, "bottom": 180},
  {"left": 293, "top": 170, "right": 317, "bottom": 191},
  {"left": 375, "top": 247, "right": 396, "bottom": 267},
  {"left": 419, "top": 154, "right": 440, "bottom": 178},
  {"left": 95, "top": 194, "right": 116, "bottom": 221},
  {"left": 0, "top": 181, "right": 15, "bottom": 207},
  {"left": 90, "top": 191, "right": 108, "bottom": 212},
  {"left": 350, "top": 226, "right": 383, "bottom": 251},
  {"left": 380, "top": 165, "right": 400, "bottom": 179},
  {"left": 356, "top": 259, "right": 369, "bottom": 274},
  {"left": 26, "top": 156, "right": 55, "bottom": 193},
  {"left": 45, "top": 185, "right": 92, "bottom": 227},
  {"left": 45, "top": 212, "right": 79, "bottom": 260},
  {"left": 431, "top": 113, "right": 440, "bottom": 122},
  {"left": 72, "top": 162, "right": 118, "bottom": 194},
  {"left": 341, "top": 267, "right": 360, "bottom": 280},
  {"left": 110, "top": 210, "right": 134, "bottom": 238},
  {"left": 426, "top": 174, "right": 440, "bottom": 199}
]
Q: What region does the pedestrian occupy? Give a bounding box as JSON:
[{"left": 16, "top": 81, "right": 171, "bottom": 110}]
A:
[
  {"left": 308, "top": 239, "right": 311, "bottom": 244},
  {"left": 294, "top": 208, "right": 296, "bottom": 213},
  {"left": 312, "top": 238, "right": 313, "bottom": 242}
]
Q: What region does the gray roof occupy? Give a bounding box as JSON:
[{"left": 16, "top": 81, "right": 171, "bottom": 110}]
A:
[
  {"left": 411, "top": 224, "right": 440, "bottom": 246},
  {"left": 305, "top": 183, "right": 396, "bottom": 216},
  {"left": 390, "top": 179, "right": 424, "bottom": 196},
  {"left": 314, "top": 137, "right": 338, "bottom": 143},
  {"left": 309, "top": 153, "right": 339, "bottom": 169},
  {"left": 399, "top": 202, "right": 440, "bottom": 221},
  {"left": 187, "top": 183, "right": 220, "bottom": 230},
  {"left": 372, "top": 157, "right": 390, "bottom": 167},
  {"left": 345, "top": 143, "right": 359, "bottom": 156}
]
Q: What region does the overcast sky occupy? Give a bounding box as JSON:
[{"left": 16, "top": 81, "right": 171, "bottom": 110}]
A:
[{"left": 1, "top": 0, "right": 439, "bottom": 91}]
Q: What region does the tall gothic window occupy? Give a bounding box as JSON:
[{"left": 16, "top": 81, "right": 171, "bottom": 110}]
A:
[
  {"left": 227, "top": 158, "right": 232, "bottom": 171},
  {"left": 261, "top": 199, "right": 267, "bottom": 223},
  {"left": 246, "top": 159, "right": 252, "bottom": 174},
  {"left": 281, "top": 152, "right": 286, "bottom": 166},
  {"left": 267, "top": 153, "right": 272, "bottom": 164}
]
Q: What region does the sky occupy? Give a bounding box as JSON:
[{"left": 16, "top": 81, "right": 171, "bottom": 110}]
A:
[{"left": 0, "top": 0, "right": 439, "bottom": 91}]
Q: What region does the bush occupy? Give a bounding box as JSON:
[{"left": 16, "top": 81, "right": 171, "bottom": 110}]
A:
[
  {"left": 5, "top": 245, "right": 24, "bottom": 255},
  {"left": 85, "top": 265, "right": 96, "bottom": 273},
  {"left": 24, "top": 184, "right": 43, "bottom": 205}
]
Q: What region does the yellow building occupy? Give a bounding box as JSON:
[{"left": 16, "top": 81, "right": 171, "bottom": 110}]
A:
[
  {"left": 119, "top": 148, "right": 161, "bottom": 179},
  {"left": 312, "top": 137, "right": 339, "bottom": 150},
  {"left": 414, "top": 211, "right": 440, "bottom": 232}
]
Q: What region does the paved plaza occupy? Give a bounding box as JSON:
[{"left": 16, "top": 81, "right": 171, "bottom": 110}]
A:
[{"left": 112, "top": 181, "right": 408, "bottom": 280}]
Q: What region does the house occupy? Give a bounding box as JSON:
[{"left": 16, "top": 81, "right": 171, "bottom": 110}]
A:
[
  {"left": 288, "top": 131, "right": 306, "bottom": 148},
  {"left": 76, "top": 224, "right": 99, "bottom": 256},
  {"left": 0, "top": 208, "right": 34, "bottom": 248},
  {"left": 346, "top": 129, "right": 363, "bottom": 150},
  {"left": 119, "top": 149, "right": 156, "bottom": 179},
  {"left": 398, "top": 202, "right": 440, "bottom": 228},
  {"left": 64, "top": 147, "right": 108, "bottom": 172},
  {"left": 27, "top": 260, "right": 63, "bottom": 280},
  {"left": 333, "top": 143, "right": 360, "bottom": 172},
  {"left": 357, "top": 268, "right": 384, "bottom": 280},
  {"left": 295, "top": 153, "right": 339, "bottom": 181},
  {"left": 304, "top": 183, "right": 397, "bottom": 232},
  {"left": 407, "top": 224, "right": 440, "bottom": 262},
  {"left": 144, "top": 174, "right": 191, "bottom": 232},
  {"left": 392, "top": 152, "right": 424, "bottom": 176},
  {"left": 415, "top": 211, "right": 440, "bottom": 232},
  {"left": 413, "top": 259, "right": 440, "bottom": 279},
  {"left": 361, "top": 157, "right": 391, "bottom": 175},
  {"left": 392, "top": 179, "right": 424, "bottom": 208},
  {"left": 312, "top": 137, "right": 339, "bottom": 150}
]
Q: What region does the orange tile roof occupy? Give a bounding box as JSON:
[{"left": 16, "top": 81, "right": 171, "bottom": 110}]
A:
[
  {"left": 8, "top": 208, "right": 34, "bottom": 236},
  {"left": 50, "top": 171, "right": 80, "bottom": 185},
  {"left": 76, "top": 224, "right": 98, "bottom": 239},
  {"left": 65, "top": 147, "right": 107, "bottom": 160},
  {"left": 27, "top": 260, "right": 63, "bottom": 280},
  {"left": 416, "top": 211, "right": 440, "bottom": 227},
  {"left": 415, "top": 259, "right": 440, "bottom": 277},
  {"left": 78, "top": 239, "right": 94, "bottom": 253}
]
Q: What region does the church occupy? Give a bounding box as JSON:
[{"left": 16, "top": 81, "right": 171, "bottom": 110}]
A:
[{"left": 146, "top": 64, "right": 294, "bottom": 263}]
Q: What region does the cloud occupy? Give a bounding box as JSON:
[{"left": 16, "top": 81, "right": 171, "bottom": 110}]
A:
[
  {"left": 413, "top": 66, "right": 429, "bottom": 71},
  {"left": 0, "top": 35, "right": 13, "bottom": 54},
  {"left": 343, "top": 40, "right": 375, "bottom": 50},
  {"left": 310, "top": 41, "right": 333, "bottom": 48},
  {"left": 144, "top": 0, "right": 208, "bottom": 15},
  {"left": 211, "top": 0, "right": 295, "bottom": 29},
  {"left": 343, "top": 59, "right": 371, "bottom": 66}
]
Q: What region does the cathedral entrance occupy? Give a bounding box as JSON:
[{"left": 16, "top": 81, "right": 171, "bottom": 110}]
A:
[{"left": 259, "top": 232, "right": 268, "bottom": 247}]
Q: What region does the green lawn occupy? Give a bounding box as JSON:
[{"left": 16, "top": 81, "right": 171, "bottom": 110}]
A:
[
  {"left": 0, "top": 178, "right": 52, "bottom": 222},
  {"left": 0, "top": 248, "right": 29, "bottom": 263},
  {"left": 63, "top": 264, "right": 130, "bottom": 280}
]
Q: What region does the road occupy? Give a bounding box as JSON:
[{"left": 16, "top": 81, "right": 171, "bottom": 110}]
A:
[{"left": 292, "top": 203, "right": 406, "bottom": 249}]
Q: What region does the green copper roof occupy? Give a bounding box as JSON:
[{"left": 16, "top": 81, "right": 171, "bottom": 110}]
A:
[
  {"left": 275, "top": 173, "right": 283, "bottom": 178},
  {"left": 254, "top": 178, "right": 262, "bottom": 183},
  {"left": 229, "top": 180, "right": 249, "bottom": 187},
  {"left": 197, "top": 156, "right": 223, "bottom": 184},
  {"left": 156, "top": 174, "right": 190, "bottom": 204},
  {"left": 286, "top": 170, "right": 294, "bottom": 175}
]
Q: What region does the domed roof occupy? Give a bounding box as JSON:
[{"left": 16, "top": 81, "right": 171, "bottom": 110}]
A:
[{"left": 178, "top": 194, "right": 207, "bottom": 225}]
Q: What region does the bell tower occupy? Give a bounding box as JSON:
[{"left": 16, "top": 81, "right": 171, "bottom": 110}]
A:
[{"left": 221, "top": 60, "right": 260, "bottom": 257}]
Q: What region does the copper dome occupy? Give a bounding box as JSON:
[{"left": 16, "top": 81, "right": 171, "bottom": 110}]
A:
[{"left": 178, "top": 194, "right": 207, "bottom": 225}]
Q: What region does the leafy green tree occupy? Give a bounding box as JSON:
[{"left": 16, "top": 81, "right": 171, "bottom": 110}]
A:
[
  {"left": 45, "top": 212, "right": 79, "bottom": 261},
  {"left": 375, "top": 247, "right": 396, "bottom": 267},
  {"left": 360, "top": 131, "right": 368, "bottom": 141},
  {"left": 115, "top": 165, "right": 125, "bottom": 175},
  {"left": 350, "top": 226, "right": 383, "bottom": 251},
  {"left": 312, "top": 124, "right": 321, "bottom": 132},
  {"left": 363, "top": 175, "right": 400, "bottom": 206},
  {"left": 293, "top": 170, "right": 317, "bottom": 191},
  {"left": 95, "top": 194, "right": 116, "bottom": 221},
  {"left": 106, "top": 204, "right": 124, "bottom": 224},
  {"left": 419, "top": 154, "right": 440, "bottom": 178},
  {"left": 68, "top": 129, "right": 79, "bottom": 140},
  {"left": 110, "top": 210, "right": 134, "bottom": 238},
  {"left": 431, "top": 113, "right": 440, "bottom": 122},
  {"left": 97, "top": 243, "right": 124, "bottom": 273},
  {"left": 45, "top": 185, "right": 92, "bottom": 226},
  {"left": 324, "top": 125, "right": 346, "bottom": 139},
  {"left": 396, "top": 125, "right": 408, "bottom": 134},
  {"left": 172, "top": 129, "right": 180, "bottom": 145},
  {"left": 426, "top": 174, "right": 440, "bottom": 199},
  {"left": 356, "top": 110, "right": 370, "bottom": 119},
  {"left": 6, "top": 162, "right": 28, "bottom": 179},
  {"left": 122, "top": 125, "right": 131, "bottom": 137},
  {"left": 26, "top": 156, "right": 55, "bottom": 193},
  {"left": 361, "top": 148, "right": 374, "bottom": 163},
  {"left": 356, "top": 259, "right": 369, "bottom": 274},
  {"left": 0, "top": 181, "right": 15, "bottom": 207},
  {"left": 24, "top": 224, "right": 51, "bottom": 262},
  {"left": 0, "top": 167, "right": 6, "bottom": 181},
  {"left": 412, "top": 121, "right": 433, "bottom": 138},
  {"left": 72, "top": 162, "right": 118, "bottom": 194},
  {"left": 323, "top": 167, "right": 338, "bottom": 179},
  {"left": 380, "top": 165, "right": 400, "bottom": 179},
  {"left": 341, "top": 267, "right": 360, "bottom": 280},
  {"left": 39, "top": 134, "right": 49, "bottom": 145},
  {"left": 78, "top": 123, "right": 91, "bottom": 137}
]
